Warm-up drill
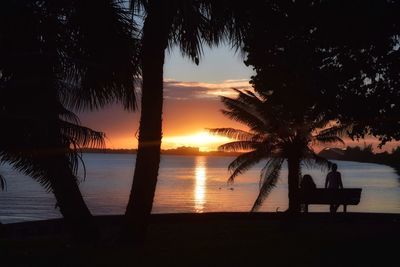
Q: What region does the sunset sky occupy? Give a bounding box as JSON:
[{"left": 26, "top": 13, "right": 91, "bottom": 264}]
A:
[
  {"left": 79, "top": 45, "right": 253, "bottom": 151},
  {"left": 79, "top": 45, "right": 398, "bottom": 152}
]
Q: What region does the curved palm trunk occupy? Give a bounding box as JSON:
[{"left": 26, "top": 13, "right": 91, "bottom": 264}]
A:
[
  {"left": 41, "top": 93, "right": 98, "bottom": 242},
  {"left": 47, "top": 157, "right": 97, "bottom": 241},
  {"left": 123, "top": 3, "right": 171, "bottom": 244},
  {"left": 287, "top": 156, "right": 301, "bottom": 213},
  {"left": 2, "top": 3, "right": 96, "bottom": 241}
]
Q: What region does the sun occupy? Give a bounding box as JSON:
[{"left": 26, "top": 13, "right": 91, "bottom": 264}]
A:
[{"left": 163, "top": 131, "right": 231, "bottom": 151}]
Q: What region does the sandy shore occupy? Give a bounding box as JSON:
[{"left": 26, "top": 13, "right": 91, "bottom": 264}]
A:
[{"left": 1, "top": 213, "right": 400, "bottom": 266}]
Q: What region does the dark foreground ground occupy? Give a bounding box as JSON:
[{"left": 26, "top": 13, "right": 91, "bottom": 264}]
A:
[{"left": 1, "top": 213, "right": 400, "bottom": 267}]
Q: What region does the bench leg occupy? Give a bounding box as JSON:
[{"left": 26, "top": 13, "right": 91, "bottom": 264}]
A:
[{"left": 343, "top": 205, "right": 347, "bottom": 213}]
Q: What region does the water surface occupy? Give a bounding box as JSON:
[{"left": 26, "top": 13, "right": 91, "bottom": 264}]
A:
[{"left": 1, "top": 154, "right": 399, "bottom": 223}]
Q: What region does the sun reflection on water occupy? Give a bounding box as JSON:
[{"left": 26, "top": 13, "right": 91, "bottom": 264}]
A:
[{"left": 194, "top": 157, "right": 207, "bottom": 212}]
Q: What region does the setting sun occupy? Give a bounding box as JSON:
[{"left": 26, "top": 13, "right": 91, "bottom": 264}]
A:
[{"left": 162, "top": 131, "right": 231, "bottom": 151}]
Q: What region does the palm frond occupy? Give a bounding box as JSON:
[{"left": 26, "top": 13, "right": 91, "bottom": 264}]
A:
[
  {"left": 234, "top": 89, "right": 267, "bottom": 112},
  {"left": 302, "top": 149, "right": 332, "bottom": 171},
  {"left": 61, "top": 121, "right": 105, "bottom": 149},
  {"left": 310, "top": 115, "right": 332, "bottom": 131},
  {"left": 227, "top": 149, "right": 267, "bottom": 183},
  {"left": 218, "top": 141, "right": 259, "bottom": 152},
  {"left": 205, "top": 0, "right": 249, "bottom": 51},
  {"left": 318, "top": 124, "right": 353, "bottom": 138},
  {"left": 61, "top": 0, "right": 140, "bottom": 112},
  {"left": 220, "top": 95, "right": 266, "bottom": 133},
  {"left": 0, "top": 152, "right": 52, "bottom": 192},
  {"left": 251, "top": 158, "right": 284, "bottom": 212},
  {"left": 170, "top": 1, "right": 208, "bottom": 64},
  {"left": 59, "top": 105, "right": 81, "bottom": 125},
  {"left": 208, "top": 128, "right": 255, "bottom": 141},
  {"left": 314, "top": 135, "right": 345, "bottom": 145}
]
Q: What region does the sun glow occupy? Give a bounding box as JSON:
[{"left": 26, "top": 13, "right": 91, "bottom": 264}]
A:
[{"left": 163, "top": 131, "right": 231, "bottom": 151}]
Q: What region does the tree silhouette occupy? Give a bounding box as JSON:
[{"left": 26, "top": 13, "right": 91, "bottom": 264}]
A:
[
  {"left": 210, "top": 89, "right": 344, "bottom": 212},
  {"left": 244, "top": 0, "right": 400, "bottom": 148},
  {"left": 0, "top": 0, "right": 139, "bottom": 239},
  {"left": 122, "top": 0, "right": 252, "bottom": 243}
]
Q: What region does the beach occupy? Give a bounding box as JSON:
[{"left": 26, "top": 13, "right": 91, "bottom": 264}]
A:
[{"left": 1, "top": 213, "right": 400, "bottom": 266}]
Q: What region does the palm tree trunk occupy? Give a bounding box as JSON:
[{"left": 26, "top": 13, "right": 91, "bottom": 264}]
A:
[
  {"left": 123, "top": 2, "right": 171, "bottom": 244},
  {"left": 39, "top": 46, "right": 97, "bottom": 241},
  {"left": 40, "top": 97, "right": 98, "bottom": 242},
  {"left": 46, "top": 154, "right": 98, "bottom": 242},
  {"left": 287, "top": 156, "right": 301, "bottom": 213}
]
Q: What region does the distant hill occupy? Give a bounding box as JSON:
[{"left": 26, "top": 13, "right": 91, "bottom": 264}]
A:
[
  {"left": 318, "top": 148, "right": 346, "bottom": 160},
  {"left": 319, "top": 146, "right": 400, "bottom": 175},
  {"left": 80, "top": 148, "right": 137, "bottom": 154}
]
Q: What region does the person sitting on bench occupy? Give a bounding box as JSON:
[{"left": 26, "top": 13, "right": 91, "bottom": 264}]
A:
[
  {"left": 300, "top": 174, "right": 316, "bottom": 212},
  {"left": 325, "top": 163, "right": 343, "bottom": 213},
  {"left": 300, "top": 174, "right": 316, "bottom": 191}
]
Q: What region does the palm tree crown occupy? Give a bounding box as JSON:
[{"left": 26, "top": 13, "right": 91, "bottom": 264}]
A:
[
  {"left": 0, "top": 0, "right": 141, "bottom": 237},
  {"left": 210, "top": 89, "right": 346, "bottom": 211}
]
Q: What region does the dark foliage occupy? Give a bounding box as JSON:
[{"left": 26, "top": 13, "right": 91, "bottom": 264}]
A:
[
  {"left": 244, "top": 0, "right": 400, "bottom": 147},
  {"left": 0, "top": 0, "right": 140, "bottom": 237}
]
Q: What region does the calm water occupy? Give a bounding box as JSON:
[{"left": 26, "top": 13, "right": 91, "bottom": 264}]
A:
[{"left": 1, "top": 154, "right": 399, "bottom": 223}]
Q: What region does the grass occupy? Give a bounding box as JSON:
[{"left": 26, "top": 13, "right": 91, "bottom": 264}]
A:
[{"left": 1, "top": 213, "right": 400, "bottom": 266}]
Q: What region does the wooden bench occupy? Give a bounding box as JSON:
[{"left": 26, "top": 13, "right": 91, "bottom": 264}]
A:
[{"left": 298, "top": 188, "right": 362, "bottom": 212}]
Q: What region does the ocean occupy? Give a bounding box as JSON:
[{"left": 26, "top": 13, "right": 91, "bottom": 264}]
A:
[{"left": 0, "top": 153, "right": 399, "bottom": 223}]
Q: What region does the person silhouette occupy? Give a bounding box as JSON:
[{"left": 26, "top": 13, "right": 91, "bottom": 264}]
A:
[
  {"left": 300, "top": 174, "right": 316, "bottom": 212},
  {"left": 300, "top": 174, "right": 316, "bottom": 191},
  {"left": 325, "top": 163, "right": 343, "bottom": 213}
]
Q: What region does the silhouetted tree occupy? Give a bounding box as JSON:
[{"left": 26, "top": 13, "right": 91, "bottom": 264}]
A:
[
  {"left": 210, "top": 89, "right": 343, "bottom": 212},
  {"left": 123, "top": 0, "right": 253, "bottom": 243},
  {"left": 240, "top": 0, "right": 400, "bottom": 211},
  {"left": 244, "top": 0, "right": 400, "bottom": 148},
  {"left": 0, "top": 0, "right": 139, "bottom": 239}
]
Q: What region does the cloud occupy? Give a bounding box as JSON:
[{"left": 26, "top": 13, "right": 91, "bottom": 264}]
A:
[{"left": 163, "top": 79, "right": 252, "bottom": 100}]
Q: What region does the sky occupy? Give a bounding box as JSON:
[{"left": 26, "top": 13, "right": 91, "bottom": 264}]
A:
[
  {"left": 79, "top": 44, "right": 399, "bottom": 152},
  {"left": 79, "top": 45, "right": 254, "bottom": 151}
]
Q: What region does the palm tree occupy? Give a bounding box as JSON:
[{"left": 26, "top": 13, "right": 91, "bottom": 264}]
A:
[
  {"left": 123, "top": 0, "right": 251, "bottom": 242},
  {"left": 0, "top": 101, "right": 105, "bottom": 238},
  {"left": 209, "top": 89, "right": 346, "bottom": 212},
  {"left": 0, "top": 0, "right": 139, "bottom": 238}
]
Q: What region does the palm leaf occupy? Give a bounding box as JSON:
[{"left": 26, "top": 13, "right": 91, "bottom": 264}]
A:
[
  {"left": 208, "top": 128, "right": 255, "bottom": 141},
  {"left": 61, "top": 0, "right": 140, "bottom": 112},
  {"left": 61, "top": 121, "right": 105, "bottom": 149},
  {"left": 251, "top": 158, "right": 284, "bottom": 212},
  {"left": 220, "top": 96, "right": 266, "bottom": 133},
  {"left": 302, "top": 149, "right": 332, "bottom": 171},
  {"left": 314, "top": 135, "right": 345, "bottom": 145},
  {"left": 227, "top": 148, "right": 267, "bottom": 183},
  {"left": 318, "top": 124, "right": 353, "bottom": 138},
  {"left": 218, "top": 141, "right": 259, "bottom": 152}
]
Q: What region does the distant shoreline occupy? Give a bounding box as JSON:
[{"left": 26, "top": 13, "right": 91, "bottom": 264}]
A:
[
  {"left": 80, "top": 148, "right": 242, "bottom": 157},
  {"left": 79, "top": 147, "right": 400, "bottom": 173},
  {"left": 319, "top": 146, "right": 400, "bottom": 175}
]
